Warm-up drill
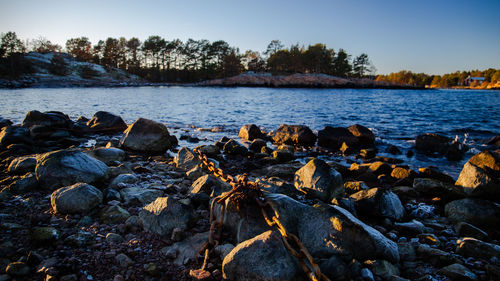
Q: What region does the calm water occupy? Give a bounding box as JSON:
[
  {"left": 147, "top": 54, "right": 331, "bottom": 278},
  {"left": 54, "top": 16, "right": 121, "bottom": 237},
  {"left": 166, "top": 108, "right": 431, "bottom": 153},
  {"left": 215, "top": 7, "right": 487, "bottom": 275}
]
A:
[{"left": 1, "top": 87, "right": 499, "bottom": 177}]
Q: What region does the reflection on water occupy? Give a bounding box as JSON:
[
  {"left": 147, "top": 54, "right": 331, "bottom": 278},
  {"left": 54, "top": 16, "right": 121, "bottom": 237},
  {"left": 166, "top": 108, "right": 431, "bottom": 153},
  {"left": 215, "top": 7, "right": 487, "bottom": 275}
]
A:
[{"left": 1, "top": 86, "right": 499, "bottom": 177}]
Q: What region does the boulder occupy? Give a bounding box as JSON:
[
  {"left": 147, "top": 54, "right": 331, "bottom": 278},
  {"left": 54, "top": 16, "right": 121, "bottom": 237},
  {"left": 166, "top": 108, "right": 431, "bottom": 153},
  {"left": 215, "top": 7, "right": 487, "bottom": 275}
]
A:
[
  {"left": 436, "top": 263, "right": 478, "bottom": 281},
  {"left": 238, "top": 124, "right": 263, "bottom": 140},
  {"left": 350, "top": 188, "right": 405, "bottom": 220},
  {"left": 51, "top": 183, "right": 103, "bottom": 214},
  {"left": 86, "top": 111, "right": 127, "bottom": 133},
  {"left": 318, "top": 126, "right": 358, "bottom": 150},
  {"left": 7, "top": 156, "right": 37, "bottom": 174},
  {"left": 139, "top": 197, "right": 194, "bottom": 236},
  {"left": 190, "top": 175, "right": 230, "bottom": 196},
  {"left": 160, "top": 232, "right": 209, "bottom": 266},
  {"left": 368, "top": 162, "right": 392, "bottom": 176},
  {"left": 5, "top": 262, "right": 31, "bottom": 277},
  {"left": 36, "top": 150, "right": 108, "bottom": 191},
  {"left": 99, "top": 205, "right": 130, "bottom": 224},
  {"left": 119, "top": 187, "right": 163, "bottom": 205},
  {"left": 120, "top": 118, "right": 173, "bottom": 154},
  {"left": 249, "top": 139, "right": 267, "bottom": 152},
  {"left": 0, "top": 126, "right": 31, "bottom": 147},
  {"left": 223, "top": 139, "right": 248, "bottom": 156},
  {"left": 455, "top": 150, "right": 500, "bottom": 198},
  {"left": 294, "top": 158, "right": 343, "bottom": 202},
  {"left": 418, "top": 167, "right": 455, "bottom": 184},
  {"left": 413, "top": 178, "right": 462, "bottom": 199},
  {"left": 456, "top": 237, "right": 500, "bottom": 260},
  {"left": 8, "top": 173, "right": 38, "bottom": 193},
  {"left": 455, "top": 222, "right": 488, "bottom": 241},
  {"left": 108, "top": 174, "right": 138, "bottom": 189},
  {"left": 87, "top": 147, "right": 126, "bottom": 165},
  {"left": 415, "top": 133, "right": 467, "bottom": 160},
  {"left": 348, "top": 124, "right": 375, "bottom": 146},
  {"left": 21, "top": 110, "right": 71, "bottom": 128},
  {"left": 174, "top": 147, "right": 200, "bottom": 171},
  {"left": 0, "top": 117, "right": 12, "bottom": 129},
  {"left": 222, "top": 230, "right": 301, "bottom": 281},
  {"left": 272, "top": 124, "right": 316, "bottom": 146},
  {"left": 444, "top": 198, "right": 500, "bottom": 226}
]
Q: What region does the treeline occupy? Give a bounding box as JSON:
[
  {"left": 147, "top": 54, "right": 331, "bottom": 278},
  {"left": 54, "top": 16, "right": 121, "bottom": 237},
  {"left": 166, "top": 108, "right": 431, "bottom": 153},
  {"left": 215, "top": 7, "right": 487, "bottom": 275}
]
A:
[
  {"left": 376, "top": 69, "right": 500, "bottom": 88},
  {"left": 0, "top": 31, "right": 375, "bottom": 82}
]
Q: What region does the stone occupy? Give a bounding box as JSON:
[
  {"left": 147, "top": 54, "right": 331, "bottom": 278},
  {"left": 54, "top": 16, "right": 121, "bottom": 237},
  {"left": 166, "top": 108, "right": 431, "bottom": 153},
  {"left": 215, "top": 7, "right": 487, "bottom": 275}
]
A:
[
  {"left": 174, "top": 147, "right": 200, "bottom": 170},
  {"left": 344, "top": 181, "right": 370, "bottom": 195},
  {"left": 455, "top": 222, "right": 488, "bottom": 240},
  {"left": 272, "top": 150, "right": 294, "bottom": 163},
  {"left": 418, "top": 167, "right": 455, "bottom": 184},
  {"left": 360, "top": 149, "right": 376, "bottom": 159},
  {"left": 249, "top": 139, "right": 267, "bottom": 152},
  {"left": 194, "top": 144, "right": 220, "bottom": 157},
  {"left": 160, "top": 232, "right": 209, "bottom": 265},
  {"left": 64, "top": 231, "right": 94, "bottom": 247},
  {"left": 444, "top": 198, "right": 500, "bottom": 226},
  {"left": 0, "top": 126, "right": 31, "bottom": 147},
  {"left": 360, "top": 268, "right": 375, "bottom": 281},
  {"left": 415, "top": 133, "right": 467, "bottom": 160},
  {"left": 386, "top": 145, "right": 402, "bottom": 155},
  {"left": 5, "top": 262, "right": 30, "bottom": 276},
  {"left": 318, "top": 255, "right": 349, "bottom": 281},
  {"left": 51, "top": 183, "right": 103, "bottom": 214},
  {"left": 99, "top": 205, "right": 130, "bottom": 224},
  {"left": 119, "top": 118, "right": 173, "bottom": 154},
  {"left": 214, "top": 244, "right": 235, "bottom": 260},
  {"left": 318, "top": 126, "right": 358, "bottom": 149},
  {"left": 365, "top": 260, "right": 400, "bottom": 280},
  {"left": 436, "top": 263, "right": 478, "bottom": 281},
  {"left": 413, "top": 178, "right": 462, "bottom": 199},
  {"left": 144, "top": 262, "right": 160, "bottom": 277},
  {"left": 391, "top": 167, "right": 416, "bottom": 180},
  {"left": 186, "top": 165, "right": 203, "bottom": 180},
  {"left": 223, "top": 139, "right": 248, "bottom": 156},
  {"left": 119, "top": 187, "right": 163, "bottom": 205},
  {"left": 36, "top": 149, "right": 108, "bottom": 191},
  {"left": 294, "top": 158, "right": 343, "bottom": 202},
  {"left": 86, "top": 111, "right": 127, "bottom": 133},
  {"left": 398, "top": 242, "right": 416, "bottom": 261},
  {"left": 106, "top": 233, "right": 124, "bottom": 243},
  {"left": 417, "top": 233, "right": 440, "bottom": 246},
  {"left": 350, "top": 188, "right": 405, "bottom": 220},
  {"left": 456, "top": 237, "right": 500, "bottom": 260},
  {"left": 394, "top": 220, "right": 425, "bottom": 234},
  {"left": 368, "top": 161, "right": 392, "bottom": 176},
  {"left": 139, "top": 197, "right": 194, "bottom": 236},
  {"left": 238, "top": 124, "right": 263, "bottom": 140},
  {"left": 348, "top": 124, "right": 375, "bottom": 146},
  {"left": 9, "top": 173, "right": 38, "bottom": 194},
  {"left": 455, "top": 150, "right": 500, "bottom": 198},
  {"left": 273, "top": 124, "right": 316, "bottom": 146},
  {"left": 22, "top": 110, "right": 71, "bottom": 128},
  {"left": 31, "top": 227, "right": 59, "bottom": 243},
  {"left": 190, "top": 175, "right": 230, "bottom": 196},
  {"left": 115, "top": 253, "right": 133, "bottom": 268},
  {"left": 87, "top": 147, "right": 126, "bottom": 165},
  {"left": 0, "top": 117, "right": 12, "bottom": 129},
  {"left": 222, "top": 230, "right": 301, "bottom": 281},
  {"left": 7, "top": 156, "right": 36, "bottom": 174},
  {"left": 109, "top": 174, "right": 138, "bottom": 189}
]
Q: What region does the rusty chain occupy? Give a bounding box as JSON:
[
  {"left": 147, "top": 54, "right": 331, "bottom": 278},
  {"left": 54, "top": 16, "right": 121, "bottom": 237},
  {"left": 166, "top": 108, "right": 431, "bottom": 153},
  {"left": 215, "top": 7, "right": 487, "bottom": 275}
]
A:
[{"left": 189, "top": 147, "right": 330, "bottom": 281}]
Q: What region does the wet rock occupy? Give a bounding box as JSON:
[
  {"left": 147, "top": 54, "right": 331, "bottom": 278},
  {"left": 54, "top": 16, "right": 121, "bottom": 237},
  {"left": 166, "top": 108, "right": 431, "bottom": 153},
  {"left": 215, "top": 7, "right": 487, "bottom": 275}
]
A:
[
  {"left": 318, "top": 126, "right": 358, "bottom": 149},
  {"left": 364, "top": 260, "right": 400, "bottom": 280},
  {"left": 174, "top": 147, "right": 200, "bottom": 170},
  {"left": 139, "top": 196, "right": 194, "bottom": 236},
  {"left": 160, "top": 232, "right": 209, "bottom": 265},
  {"left": 109, "top": 173, "right": 138, "bottom": 189},
  {"left": 222, "top": 230, "right": 301, "bottom": 281},
  {"left": 368, "top": 161, "right": 393, "bottom": 176},
  {"left": 415, "top": 133, "right": 467, "bottom": 160},
  {"left": 273, "top": 124, "right": 316, "bottom": 147},
  {"left": 249, "top": 139, "right": 267, "bottom": 152},
  {"left": 391, "top": 167, "right": 416, "bottom": 181},
  {"left": 115, "top": 253, "right": 133, "bottom": 268},
  {"left": 5, "top": 262, "right": 30, "bottom": 276},
  {"left": 238, "top": 124, "right": 263, "bottom": 140},
  {"left": 437, "top": 263, "right": 478, "bottom": 281},
  {"left": 9, "top": 173, "right": 38, "bottom": 193},
  {"left": 454, "top": 222, "right": 488, "bottom": 240},
  {"left": 22, "top": 110, "right": 71, "bottom": 128},
  {"left": 360, "top": 148, "right": 376, "bottom": 159},
  {"left": 120, "top": 187, "right": 163, "bottom": 205},
  {"left": 340, "top": 142, "right": 355, "bottom": 155},
  {"left": 223, "top": 139, "right": 248, "bottom": 156},
  {"left": 0, "top": 117, "right": 12, "bottom": 129},
  {"left": 194, "top": 144, "right": 220, "bottom": 157},
  {"left": 455, "top": 150, "right": 500, "bottom": 198},
  {"left": 36, "top": 149, "right": 108, "bottom": 191},
  {"left": 31, "top": 227, "right": 59, "bottom": 243},
  {"left": 350, "top": 188, "right": 405, "bottom": 220},
  {"left": 99, "top": 205, "right": 130, "bottom": 224},
  {"left": 0, "top": 126, "right": 32, "bottom": 147},
  {"left": 272, "top": 150, "right": 294, "bottom": 163},
  {"left": 456, "top": 237, "right": 500, "bottom": 259},
  {"left": 418, "top": 167, "right": 455, "bottom": 184},
  {"left": 7, "top": 156, "right": 36, "bottom": 174},
  {"left": 51, "top": 183, "right": 103, "bottom": 214},
  {"left": 87, "top": 147, "right": 126, "bottom": 165},
  {"left": 294, "top": 158, "right": 343, "bottom": 202},
  {"left": 86, "top": 111, "right": 127, "bottom": 134},
  {"left": 444, "top": 198, "right": 500, "bottom": 226},
  {"left": 413, "top": 178, "right": 462, "bottom": 199},
  {"left": 318, "top": 255, "right": 349, "bottom": 281},
  {"left": 348, "top": 124, "right": 375, "bottom": 146},
  {"left": 119, "top": 118, "right": 173, "bottom": 154},
  {"left": 386, "top": 145, "right": 402, "bottom": 155}
]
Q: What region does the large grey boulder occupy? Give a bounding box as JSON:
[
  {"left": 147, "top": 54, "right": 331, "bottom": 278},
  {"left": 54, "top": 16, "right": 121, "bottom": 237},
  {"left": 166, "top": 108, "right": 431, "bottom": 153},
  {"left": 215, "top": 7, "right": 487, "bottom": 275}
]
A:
[
  {"left": 120, "top": 118, "right": 173, "bottom": 154},
  {"left": 273, "top": 124, "right": 316, "bottom": 146},
  {"left": 174, "top": 147, "right": 200, "bottom": 170},
  {"left": 51, "top": 183, "right": 103, "bottom": 214},
  {"left": 36, "top": 150, "right": 109, "bottom": 191},
  {"left": 139, "top": 197, "right": 194, "bottom": 236},
  {"left": 190, "top": 175, "right": 230, "bottom": 196},
  {"left": 222, "top": 230, "right": 302, "bottom": 281},
  {"left": 119, "top": 187, "right": 163, "bottom": 205},
  {"left": 350, "top": 188, "right": 405, "bottom": 220},
  {"left": 86, "top": 111, "right": 127, "bottom": 134},
  {"left": 294, "top": 158, "right": 343, "bottom": 202},
  {"left": 444, "top": 198, "right": 500, "bottom": 226},
  {"left": 455, "top": 150, "right": 500, "bottom": 199}
]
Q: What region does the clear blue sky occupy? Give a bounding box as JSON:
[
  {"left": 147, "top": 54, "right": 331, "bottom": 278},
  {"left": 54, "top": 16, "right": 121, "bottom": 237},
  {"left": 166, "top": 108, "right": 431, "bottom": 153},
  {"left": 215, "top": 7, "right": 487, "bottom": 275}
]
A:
[{"left": 1, "top": 0, "right": 499, "bottom": 74}]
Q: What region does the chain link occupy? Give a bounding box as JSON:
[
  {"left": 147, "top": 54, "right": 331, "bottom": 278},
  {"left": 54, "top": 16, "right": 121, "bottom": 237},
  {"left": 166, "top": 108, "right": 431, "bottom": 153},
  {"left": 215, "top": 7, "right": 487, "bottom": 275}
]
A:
[{"left": 190, "top": 147, "right": 330, "bottom": 281}]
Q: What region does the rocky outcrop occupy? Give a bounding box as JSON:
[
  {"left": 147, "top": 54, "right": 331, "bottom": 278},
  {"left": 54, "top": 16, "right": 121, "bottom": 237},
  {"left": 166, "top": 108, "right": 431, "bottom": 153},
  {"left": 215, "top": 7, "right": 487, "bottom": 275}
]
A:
[
  {"left": 294, "top": 158, "right": 343, "bottom": 202},
  {"left": 120, "top": 118, "right": 174, "bottom": 154},
  {"left": 455, "top": 150, "right": 500, "bottom": 199},
  {"left": 35, "top": 149, "right": 108, "bottom": 190},
  {"left": 272, "top": 124, "right": 316, "bottom": 146},
  {"left": 51, "top": 183, "right": 103, "bottom": 214}
]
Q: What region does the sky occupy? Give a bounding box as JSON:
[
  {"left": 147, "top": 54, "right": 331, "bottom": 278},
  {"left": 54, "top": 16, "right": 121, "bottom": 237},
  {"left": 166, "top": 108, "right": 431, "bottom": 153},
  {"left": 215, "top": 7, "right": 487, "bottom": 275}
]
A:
[{"left": 1, "top": 0, "right": 499, "bottom": 75}]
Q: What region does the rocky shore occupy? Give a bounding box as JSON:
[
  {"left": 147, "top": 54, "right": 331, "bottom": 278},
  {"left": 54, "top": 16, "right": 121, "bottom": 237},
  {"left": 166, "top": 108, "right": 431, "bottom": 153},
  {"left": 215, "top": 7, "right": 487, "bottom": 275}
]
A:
[{"left": 0, "top": 111, "right": 499, "bottom": 281}]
